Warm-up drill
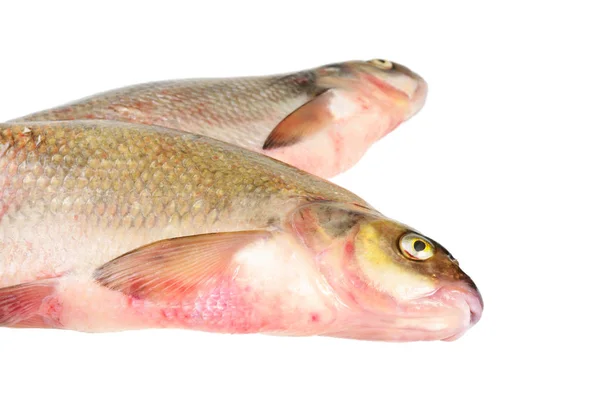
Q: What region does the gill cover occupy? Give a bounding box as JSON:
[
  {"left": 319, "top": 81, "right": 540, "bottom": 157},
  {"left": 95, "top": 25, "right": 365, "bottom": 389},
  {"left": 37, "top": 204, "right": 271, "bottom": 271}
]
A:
[
  {"left": 289, "top": 201, "right": 472, "bottom": 311},
  {"left": 290, "top": 201, "right": 377, "bottom": 252}
]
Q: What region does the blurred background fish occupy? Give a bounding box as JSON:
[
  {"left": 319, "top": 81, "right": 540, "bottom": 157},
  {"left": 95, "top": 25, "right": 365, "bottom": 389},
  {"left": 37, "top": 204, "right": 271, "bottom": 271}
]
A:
[{"left": 10, "top": 59, "right": 427, "bottom": 178}]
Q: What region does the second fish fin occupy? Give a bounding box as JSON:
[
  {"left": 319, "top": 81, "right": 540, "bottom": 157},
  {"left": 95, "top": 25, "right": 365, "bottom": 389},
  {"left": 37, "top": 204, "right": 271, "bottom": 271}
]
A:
[
  {"left": 263, "top": 90, "right": 335, "bottom": 150},
  {"left": 93, "top": 230, "right": 271, "bottom": 302},
  {"left": 0, "top": 279, "right": 57, "bottom": 327}
]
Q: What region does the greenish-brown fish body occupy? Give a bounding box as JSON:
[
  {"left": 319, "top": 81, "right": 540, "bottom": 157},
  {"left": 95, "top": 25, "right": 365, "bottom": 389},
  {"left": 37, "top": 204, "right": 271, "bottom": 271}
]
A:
[{"left": 10, "top": 59, "right": 428, "bottom": 178}]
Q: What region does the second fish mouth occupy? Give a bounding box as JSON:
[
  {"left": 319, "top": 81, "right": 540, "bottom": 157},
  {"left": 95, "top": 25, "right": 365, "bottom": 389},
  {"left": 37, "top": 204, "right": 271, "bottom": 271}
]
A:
[{"left": 407, "top": 79, "right": 428, "bottom": 118}]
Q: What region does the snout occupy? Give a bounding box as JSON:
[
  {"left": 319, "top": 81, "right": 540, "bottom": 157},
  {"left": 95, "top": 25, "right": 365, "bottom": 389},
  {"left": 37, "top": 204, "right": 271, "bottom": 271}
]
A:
[
  {"left": 408, "top": 76, "right": 428, "bottom": 119},
  {"left": 385, "top": 67, "right": 428, "bottom": 119},
  {"left": 460, "top": 284, "right": 483, "bottom": 326},
  {"left": 435, "top": 282, "right": 484, "bottom": 341}
]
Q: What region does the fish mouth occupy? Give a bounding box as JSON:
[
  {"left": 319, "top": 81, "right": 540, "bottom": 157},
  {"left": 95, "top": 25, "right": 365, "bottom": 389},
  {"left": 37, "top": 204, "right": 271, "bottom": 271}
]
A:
[
  {"left": 434, "top": 283, "right": 483, "bottom": 341},
  {"left": 407, "top": 77, "right": 428, "bottom": 119},
  {"left": 358, "top": 69, "right": 428, "bottom": 121},
  {"left": 391, "top": 72, "right": 427, "bottom": 120},
  {"left": 324, "top": 282, "right": 483, "bottom": 343}
]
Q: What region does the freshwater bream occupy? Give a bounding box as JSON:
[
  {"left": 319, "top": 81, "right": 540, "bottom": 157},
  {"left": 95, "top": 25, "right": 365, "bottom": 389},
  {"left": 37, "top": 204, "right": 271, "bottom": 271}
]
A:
[
  {"left": 11, "top": 59, "right": 427, "bottom": 178},
  {"left": 0, "top": 121, "right": 481, "bottom": 342}
]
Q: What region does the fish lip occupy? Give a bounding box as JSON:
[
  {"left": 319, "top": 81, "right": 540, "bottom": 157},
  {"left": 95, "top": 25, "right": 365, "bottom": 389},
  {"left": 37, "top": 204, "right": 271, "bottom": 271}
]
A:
[
  {"left": 466, "top": 289, "right": 484, "bottom": 326},
  {"left": 430, "top": 282, "right": 484, "bottom": 335},
  {"left": 325, "top": 284, "right": 484, "bottom": 343},
  {"left": 409, "top": 78, "right": 428, "bottom": 118},
  {"left": 352, "top": 67, "right": 429, "bottom": 120},
  {"left": 398, "top": 283, "right": 483, "bottom": 342}
]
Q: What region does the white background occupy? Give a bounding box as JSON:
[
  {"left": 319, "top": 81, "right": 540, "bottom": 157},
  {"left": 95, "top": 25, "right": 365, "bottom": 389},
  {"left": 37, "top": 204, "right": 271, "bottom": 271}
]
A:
[{"left": 1, "top": 1, "right": 598, "bottom": 397}]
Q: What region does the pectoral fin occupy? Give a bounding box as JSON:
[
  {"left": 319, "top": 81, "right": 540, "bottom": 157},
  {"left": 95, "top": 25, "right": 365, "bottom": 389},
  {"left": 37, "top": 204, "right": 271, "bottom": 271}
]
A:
[
  {"left": 0, "top": 279, "right": 57, "bottom": 327},
  {"left": 263, "top": 90, "right": 335, "bottom": 150},
  {"left": 94, "top": 230, "right": 271, "bottom": 302}
]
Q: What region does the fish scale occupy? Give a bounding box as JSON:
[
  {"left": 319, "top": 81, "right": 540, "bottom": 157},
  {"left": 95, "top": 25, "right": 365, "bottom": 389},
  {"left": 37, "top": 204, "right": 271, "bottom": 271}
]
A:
[
  {"left": 14, "top": 75, "right": 313, "bottom": 150},
  {"left": 0, "top": 121, "right": 365, "bottom": 286}
]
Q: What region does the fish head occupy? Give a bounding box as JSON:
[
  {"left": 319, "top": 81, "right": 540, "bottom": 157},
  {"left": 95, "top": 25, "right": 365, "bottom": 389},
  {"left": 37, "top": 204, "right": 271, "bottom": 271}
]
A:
[
  {"left": 290, "top": 201, "right": 482, "bottom": 342},
  {"left": 314, "top": 59, "right": 428, "bottom": 123}
]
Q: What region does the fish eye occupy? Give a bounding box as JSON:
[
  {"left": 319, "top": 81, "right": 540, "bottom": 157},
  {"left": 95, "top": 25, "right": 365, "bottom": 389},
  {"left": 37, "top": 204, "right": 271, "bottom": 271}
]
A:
[
  {"left": 368, "top": 59, "right": 394, "bottom": 70},
  {"left": 398, "top": 233, "right": 435, "bottom": 261}
]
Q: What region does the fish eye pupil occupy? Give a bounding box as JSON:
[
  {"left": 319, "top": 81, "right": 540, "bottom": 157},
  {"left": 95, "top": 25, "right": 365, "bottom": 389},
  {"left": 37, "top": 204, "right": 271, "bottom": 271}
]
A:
[{"left": 413, "top": 240, "right": 426, "bottom": 252}]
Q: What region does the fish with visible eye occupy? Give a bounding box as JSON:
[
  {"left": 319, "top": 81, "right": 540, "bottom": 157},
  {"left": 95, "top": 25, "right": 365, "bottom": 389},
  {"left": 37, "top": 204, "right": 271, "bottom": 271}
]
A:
[
  {"left": 9, "top": 59, "right": 427, "bottom": 179},
  {"left": 0, "top": 121, "right": 481, "bottom": 342}
]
